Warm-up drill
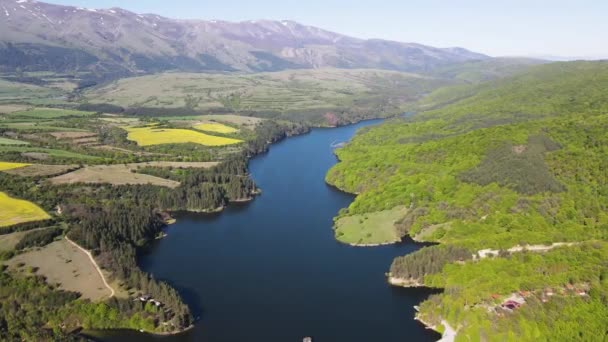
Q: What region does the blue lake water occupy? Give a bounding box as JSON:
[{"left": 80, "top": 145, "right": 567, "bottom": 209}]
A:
[{"left": 92, "top": 120, "right": 439, "bottom": 342}]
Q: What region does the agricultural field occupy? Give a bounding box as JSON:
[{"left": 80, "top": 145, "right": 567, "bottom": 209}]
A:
[
  {"left": 6, "top": 239, "right": 112, "bottom": 300},
  {"left": 0, "top": 162, "right": 30, "bottom": 171},
  {"left": 166, "top": 114, "right": 263, "bottom": 128},
  {"left": 0, "top": 146, "right": 101, "bottom": 161},
  {"left": 125, "top": 126, "right": 243, "bottom": 147},
  {"left": 49, "top": 131, "right": 97, "bottom": 140},
  {"left": 334, "top": 206, "right": 407, "bottom": 245},
  {"left": 50, "top": 162, "right": 218, "bottom": 187},
  {"left": 0, "top": 104, "right": 30, "bottom": 114},
  {"left": 193, "top": 122, "right": 239, "bottom": 134},
  {"left": 0, "top": 191, "right": 50, "bottom": 228},
  {"left": 0, "top": 121, "right": 89, "bottom": 132},
  {"left": 0, "top": 137, "right": 29, "bottom": 145},
  {"left": 126, "top": 161, "right": 219, "bottom": 169},
  {"left": 8, "top": 108, "right": 96, "bottom": 119},
  {"left": 50, "top": 165, "right": 181, "bottom": 188},
  {"left": 2, "top": 164, "right": 79, "bottom": 177}
]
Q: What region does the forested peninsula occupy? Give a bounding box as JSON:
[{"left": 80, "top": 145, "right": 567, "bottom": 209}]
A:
[{"left": 326, "top": 61, "right": 608, "bottom": 340}]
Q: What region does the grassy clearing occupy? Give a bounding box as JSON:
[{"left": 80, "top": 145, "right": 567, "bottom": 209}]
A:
[
  {"left": 334, "top": 206, "right": 407, "bottom": 245},
  {"left": 6, "top": 239, "right": 111, "bottom": 301},
  {"left": 0, "top": 104, "right": 30, "bottom": 114},
  {"left": 0, "top": 121, "right": 89, "bottom": 132},
  {"left": 125, "top": 126, "right": 243, "bottom": 147},
  {"left": 10, "top": 108, "right": 95, "bottom": 119},
  {"left": 50, "top": 165, "right": 181, "bottom": 188},
  {"left": 0, "top": 137, "right": 29, "bottom": 145},
  {"left": 0, "top": 162, "right": 30, "bottom": 171},
  {"left": 193, "top": 122, "right": 239, "bottom": 134},
  {"left": 0, "top": 192, "right": 50, "bottom": 228},
  {"left": 0, "top": 227, "right": 53, "bottom": 252},
  {"left": 49, "top": 162, "right": 218, "bottom": 187},
  {"left": 49, "top": 131, "right": 97, "bottom": 139},
  {"left": 127, "top": 161, "right": 219, "bottom": 168},
  {"left": 3, "top": 164, "right": 79, "bottom": 177},
  {"left": 166, "top": 114, "right": 263, "bottom": 126}
]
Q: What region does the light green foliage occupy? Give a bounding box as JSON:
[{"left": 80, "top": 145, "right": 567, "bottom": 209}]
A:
[
  {"left": 327, "top": 60, "right": 608, "bottom": 340},
  {"left": 0, "top": 137, "right": 29, "bottom": 145},
  {"left": 420, "top": 243, "right": 608, "bottom": 341},
  {"left": 334, "top": 206, "right": 407, "bottom": 245},
  {"left": 420, "top": 61, "right": 608, "bottom": 127},
  {"left": 427, "top": 57, "right": 545, "bottom": 84}
]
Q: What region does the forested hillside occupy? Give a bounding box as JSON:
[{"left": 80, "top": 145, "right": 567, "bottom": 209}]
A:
[
  {"left": 0, "top": 103, "right": 304, "bottom": 338},
  {"left": 326, "top": 61, "right": 608, "bottom": 340}
]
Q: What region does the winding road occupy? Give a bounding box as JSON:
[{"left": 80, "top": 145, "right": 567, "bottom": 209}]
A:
[{"left": 65, "top": 236, "right": 115, "bottom": 298}]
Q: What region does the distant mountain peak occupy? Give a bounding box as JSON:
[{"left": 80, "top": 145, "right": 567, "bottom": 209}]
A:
[{"left": 0, "top": 0, "right": 487, "bottom": 75}]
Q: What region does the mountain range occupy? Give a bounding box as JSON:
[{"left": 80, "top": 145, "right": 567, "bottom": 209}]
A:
[{"left": 0, "top": 0, "right": 488, "bottom": 76}]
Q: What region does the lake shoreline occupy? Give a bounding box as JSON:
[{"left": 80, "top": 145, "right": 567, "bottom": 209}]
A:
[{"left": 92, "top": 116, "right": 442, "bottom": 341}]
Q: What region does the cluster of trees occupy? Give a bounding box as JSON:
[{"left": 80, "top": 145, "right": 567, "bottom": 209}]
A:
[
  {"left": 65, "top": 204, "right": 191, "bottom": 331},
  {"left": 244, "top": 120, "right": 309, "bottom": 155},
  {"left": 389, "top": 245, "right": 472, "bottom": 281},
  {"left": 419, "top": 242, "right": 608, "bottom": 340},
  {"left": 459, "top": 135, "right": 564, "bottom": 194},
  {"left": 137, "top": 158, "right": 258, "bottom": 209},
  {"left": 14, "top": 227, "right": 62, "bottom": 250},
  {"left": 0, "top": 268, "right": 176, "bottom": 340}
]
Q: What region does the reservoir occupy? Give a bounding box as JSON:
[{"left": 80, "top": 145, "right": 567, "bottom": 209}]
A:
[{"left": 93, "top": 119, "right": 440, "bottom": 341}]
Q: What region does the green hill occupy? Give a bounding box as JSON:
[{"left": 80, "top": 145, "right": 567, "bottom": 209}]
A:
[
  {"left": 326, "top": 60, "right": 608, "bottom": 340},
  {"left": 426, "top": 57, "right": 546, "bottom": 83},
  {"left": 417, "top": 61, "right": 608, "bottom": 129}
]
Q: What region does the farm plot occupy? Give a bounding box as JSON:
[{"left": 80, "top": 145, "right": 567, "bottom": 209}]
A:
[
  {"left": 167, "top": 114, "right": 263, "bottom": 130},
  {"left": 125, "top": 126, "right": 242, "bottom": 146},
  {"left": 193, "top": 122, "right": 239, "bottom": 134},
  {"left": 6, "top": 239, "right": 112, "bottom": 300},
  {"left": 50, "top": 162, "right": 218, "bottom": 187},
  {"left": 0, "top": 161, "right": 30, "bottom": 171},
  {"left": 2, "top": 164, "right": 79, "bottom": 177},
  {"left": 0, "top": 192, "right": 50, "bottom": 228},
  {"left": 0, "top": 137, "right": 29, "bottom": 145},
  {"left": 9, "top": 108, "right": 96, "bottom": 119},
  {"left": 0, "top": 104, "right": 30, "bottom": 114},
  {"left": 50, "top": 131, "right": 101, "bottom": 147},
  {"left": 50, "top": 164, "right": 181, "bottom": 188},
  {"left": 0, "top": 146, "right": 101, "bottom": 161},
  {"left": 126, "top": 161, "right": 219, "bottom": 169}
]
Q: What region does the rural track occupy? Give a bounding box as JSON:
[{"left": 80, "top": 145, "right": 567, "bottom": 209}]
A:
[
  {"left": 65, "top": 236, "right": 115, "bottom": 298},
  {"left": 476, "top": 242, "right": 576, "bottom": 259}
]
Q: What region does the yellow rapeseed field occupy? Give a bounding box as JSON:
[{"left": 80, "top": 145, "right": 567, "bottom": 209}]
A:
[
  {"left": 0, "top": 162, "right": 30, "bottom": 171},
  {"left": 125, "top": 126, "right": 242, "bottom": 146},
  {"left": 193, "top": 122, "right": 239, "bottom": 134},
  {"left": 0, "top": 192, "right": 50, "bottom": 228}
]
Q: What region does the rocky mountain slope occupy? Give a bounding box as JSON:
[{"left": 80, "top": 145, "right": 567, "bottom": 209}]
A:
[{"left": 0, "top": 0, "right": 487, "bottom": 75}]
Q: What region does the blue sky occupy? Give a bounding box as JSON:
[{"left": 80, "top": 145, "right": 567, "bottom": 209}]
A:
[{"left": 45, "top": 0, "right": 607, "bottom": 59}]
